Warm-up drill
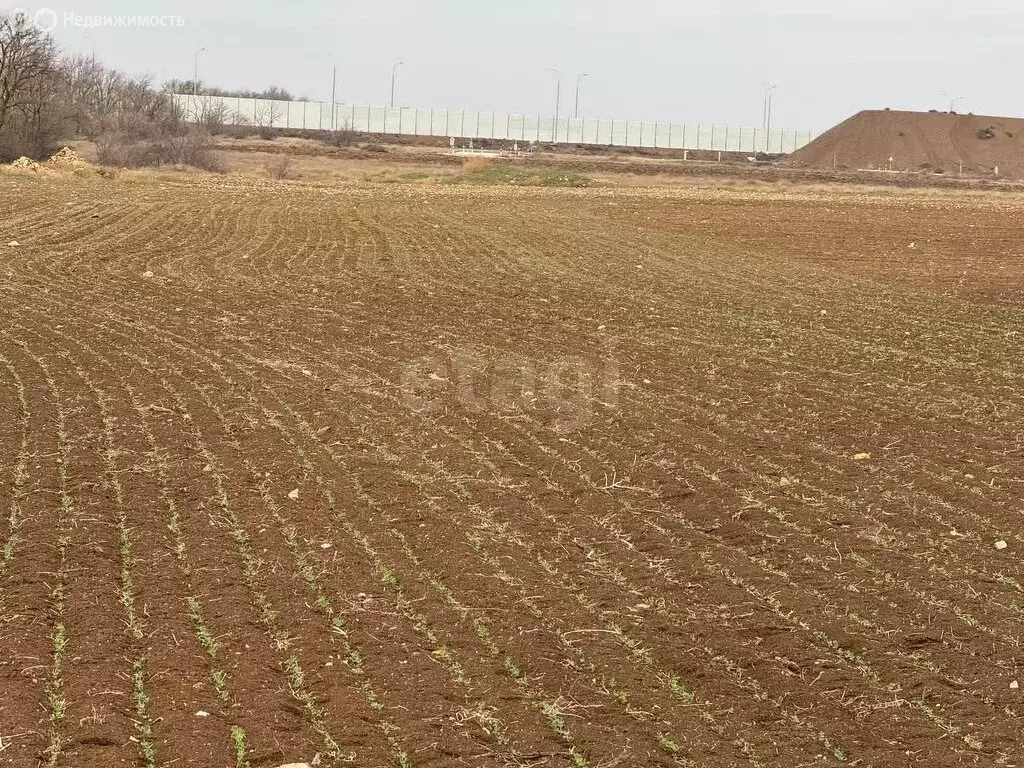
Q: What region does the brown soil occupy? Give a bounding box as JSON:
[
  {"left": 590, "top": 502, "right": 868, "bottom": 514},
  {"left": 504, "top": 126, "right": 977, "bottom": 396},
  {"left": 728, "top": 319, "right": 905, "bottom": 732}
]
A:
[
  {"left": 787, "top": 108, "right": 1024, "bottom": 178},
  {"left": 1, "top": 172, "right": 1023, "bottom": 767}
]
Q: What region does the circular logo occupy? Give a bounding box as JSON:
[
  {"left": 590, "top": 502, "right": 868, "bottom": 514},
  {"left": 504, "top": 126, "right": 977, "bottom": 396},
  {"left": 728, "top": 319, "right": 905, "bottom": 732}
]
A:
[{"left": 34, "top": 7, "right": 58, "bottom": 32}]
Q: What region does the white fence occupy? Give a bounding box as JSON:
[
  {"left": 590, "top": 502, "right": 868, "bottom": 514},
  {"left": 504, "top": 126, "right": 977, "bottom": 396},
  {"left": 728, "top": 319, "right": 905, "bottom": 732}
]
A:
[{"left": 175, "top": 94, "right": 817, "bottom": 154}]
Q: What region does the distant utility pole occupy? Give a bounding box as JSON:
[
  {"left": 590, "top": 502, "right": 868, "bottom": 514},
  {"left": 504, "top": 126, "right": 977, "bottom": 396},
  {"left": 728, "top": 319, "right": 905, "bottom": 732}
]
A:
[
  {"left": 762, "top": 83, "right": 777, "bottom": 153},
  {"left": 575, "top": 72, "right": 589, "bottom": 119},
  {"left": 331, "top": 65, "right": 337, "bottom": 131},
  {"left": 193, "top": 46, "right": 207, "bottom": 97},
  {"left": 391, "top": 60, "right": 404, "bottom": 108},
  {"left": 950, "top": 95, "right": 964, "bottom": 113},
  {"left": 551, "top": 66, "right": 561, "bottom": 142}
]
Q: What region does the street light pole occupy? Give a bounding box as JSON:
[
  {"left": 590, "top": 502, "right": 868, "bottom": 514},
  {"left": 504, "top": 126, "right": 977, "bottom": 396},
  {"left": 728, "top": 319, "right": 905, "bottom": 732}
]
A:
[
  {"left": 193, "top": 46, "right": 207, "bottom": 97},
  {"left": 551, "top": 66, "right": 561, "bottom": 142},
  {"left": 391, "top": 60, "right": 404, "bottom": 108},
  {"left": 331, "top": 65, "right": 337, "bottom": 131},
  {"left": 575, "top": 73, "right": 589, "bottom": 119},
  {"left": 762, "top": 83, "right": 777, "bottom": 153}
]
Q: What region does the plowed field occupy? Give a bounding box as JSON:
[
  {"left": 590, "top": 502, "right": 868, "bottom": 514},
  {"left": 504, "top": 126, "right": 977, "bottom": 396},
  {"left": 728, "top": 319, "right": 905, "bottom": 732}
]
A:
[{"left": 2, "top": 174, "right": 1024, "bottom": 768}]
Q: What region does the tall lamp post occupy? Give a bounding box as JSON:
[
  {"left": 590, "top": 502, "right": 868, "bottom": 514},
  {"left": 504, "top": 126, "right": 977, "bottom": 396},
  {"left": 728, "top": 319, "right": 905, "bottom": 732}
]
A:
[
  {"left": 193, "top": 46, "right": 207, "bottom": 97},
  {"left": 551, "top": 66, "right": 561, "bottom": 143},
  {"left": 762, "top": 83, "right": 777, "bottom": 153},
  {"left": 331, "top": 64, "right": 338, "bottom": 131},
  {"left": 390, "top": 60, "right": 404, "bottom": 108},
  {"left": 574, "top": 72, "right": 589, "bottom": 119}
]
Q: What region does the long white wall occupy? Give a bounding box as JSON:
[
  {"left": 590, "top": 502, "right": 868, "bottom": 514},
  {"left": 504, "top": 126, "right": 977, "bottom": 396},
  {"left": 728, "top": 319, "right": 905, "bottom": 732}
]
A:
[{"left": 175, "top": 94, "right": 816, "bottom": 154}]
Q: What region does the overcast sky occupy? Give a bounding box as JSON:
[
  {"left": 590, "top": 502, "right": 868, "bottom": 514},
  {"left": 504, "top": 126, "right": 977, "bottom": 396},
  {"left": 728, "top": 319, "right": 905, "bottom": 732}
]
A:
[{"left": 8, "top": 0, "right": 1023, "bottom": 130}]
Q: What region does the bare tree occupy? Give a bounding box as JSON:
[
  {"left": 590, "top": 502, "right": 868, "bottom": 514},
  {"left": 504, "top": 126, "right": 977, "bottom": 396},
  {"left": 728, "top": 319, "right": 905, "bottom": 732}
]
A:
[
  {"left": 14, "top": 65, "right": 64, "bottom": 156},
  {"left": 195, "top": 95, "right": 233, "bottom": 134},
  {"left": 0, "top": 11, "right": 220, "bottom": 168},
  {"left": 174, "top": 83, "right": 295, "bottom": 101},
  {"left": 253, "top": 101, "right": 282, "bottom": 139},
  {"left": 0, "top": 13, "right": 57, "bottom": 137},
  {"left": 61, "top": 54, "right": 107, "bottom": 134}
]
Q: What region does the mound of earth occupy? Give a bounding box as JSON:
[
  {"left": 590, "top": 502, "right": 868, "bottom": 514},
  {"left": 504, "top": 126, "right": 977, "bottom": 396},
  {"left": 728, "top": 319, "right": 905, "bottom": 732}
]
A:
[
  {"left": 785, "top": 109, "right": 1024, "bottom": 178},
  {"left": 9, "top": 156, "right": 45, "bottom": 172},
  {"left": 48, "top": 146, "right": 88, "bottom": 167}
]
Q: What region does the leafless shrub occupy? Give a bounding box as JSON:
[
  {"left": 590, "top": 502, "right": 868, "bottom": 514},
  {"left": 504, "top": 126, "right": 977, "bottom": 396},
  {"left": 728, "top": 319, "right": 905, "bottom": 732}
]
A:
[
  {"left": 196, "top": 96, "right": 233, "bottom": 135},
  {"left": 264, "top": 154, "right": 296, "bottom": 180},
  {"left": 157, "top": 129, "right": 222, "bottom": 170},
  {"left": 253, "top": 101, "right": 282, "bottom": 140},
  {"left": 329, "top": 117, "right": 357, "bottom": 147},
  {"left": 96, "top": 127, "right": 222, "bottom": 172}
]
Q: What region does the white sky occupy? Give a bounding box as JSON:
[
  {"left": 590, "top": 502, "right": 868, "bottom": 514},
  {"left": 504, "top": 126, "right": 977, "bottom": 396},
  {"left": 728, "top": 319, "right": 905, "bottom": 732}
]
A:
[{"left": 8, "top": 0, "right": 1023, "bottom": 130}]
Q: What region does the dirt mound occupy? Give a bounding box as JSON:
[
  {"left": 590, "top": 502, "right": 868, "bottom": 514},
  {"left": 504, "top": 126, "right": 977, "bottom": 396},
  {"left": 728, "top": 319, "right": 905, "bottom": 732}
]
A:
[
  {"left": 9, "top": 156, "right": 45, "bottom": 172},
  {"left": 48, "top": 146, "right": 88, "bottom": 167},
  {"left": 785, "top": 109, "right": 1024, "bottom": 178}
]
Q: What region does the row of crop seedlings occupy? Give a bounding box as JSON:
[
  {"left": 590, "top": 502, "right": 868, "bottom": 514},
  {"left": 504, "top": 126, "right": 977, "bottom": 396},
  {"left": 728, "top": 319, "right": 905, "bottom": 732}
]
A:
[
  {"left": 46, "top": 290, "right": 422, "bottom": 765},
  {"left": 327, "top": 378, "right": 850, "bottom": 767},
  {"left": 315, "top": 422, "right": 710, "bottom": 767},
  {"left": 38, "top": 319, "right": 347, "bottom": 765},
  {"left": 520, "top": 393, "right": 983, "bottom": 753},
  {"left": 138, "top": 320, "right": 606, "bottom": 765},
  {"left": 148, "top": 323, "right": 604, "bottom": 765},
  {"left": 153, "top": 341, "right": 428, "bottom": 764},
  {"left": 229, "top": 327, "right": 766, "bottom": 765},
  {"left": 510, "top": 412, "right": 940, "bottom": 757}
]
